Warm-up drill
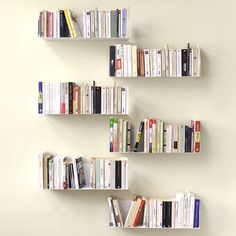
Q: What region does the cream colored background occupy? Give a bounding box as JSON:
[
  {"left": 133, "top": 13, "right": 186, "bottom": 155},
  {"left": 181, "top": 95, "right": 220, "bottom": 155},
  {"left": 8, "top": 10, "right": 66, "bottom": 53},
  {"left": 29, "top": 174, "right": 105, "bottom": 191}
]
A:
[{"left": 0, "top": 0, "right": 235, "bottom": 235}]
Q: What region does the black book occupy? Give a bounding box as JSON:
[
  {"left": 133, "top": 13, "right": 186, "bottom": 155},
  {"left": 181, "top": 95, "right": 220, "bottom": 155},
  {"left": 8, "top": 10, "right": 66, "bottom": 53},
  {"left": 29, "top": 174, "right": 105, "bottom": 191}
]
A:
[
  {"left": 186, "top": 127, "right": 193, "bottom": 152},
  {"left": 181, "top": 49, "right": 188, "bottom": 76},
  {"left": 134, "top": 121, "right": 144, "bottom": 152},
  {"left": 162, "top": 201, "right": 167, "bottom": 227},
  {"left": 75, "top": 157, "right": 86, "bottom": 188},
  {"left": 187, "top": 43, "right": 191, "bottom": 76},
  {"left": 68, "top": 163, "right": 75, "bottom": 189},
  {"left": 59, "top": 10, "right": 69, "bottom": 37},
  {"left": 117, "top": 9, "right": 121, "bottom": 37},
  {"left": 162, "top": 201, "right": 172, "bottom": 228},
  {"left": 95, "top": 86, "right": 101, "bottom": 114},
  {"left": 92, "top": 81, "right": 96, "bottom": 114},
  {"left": 115, "top": 160, "right": 122, "bottom": 188},
  {"left": 68, "top": 82, "right": 73, "bottom": 114},
  {"left": 109, "top": 46, "right": 116, "bottom": 76}
]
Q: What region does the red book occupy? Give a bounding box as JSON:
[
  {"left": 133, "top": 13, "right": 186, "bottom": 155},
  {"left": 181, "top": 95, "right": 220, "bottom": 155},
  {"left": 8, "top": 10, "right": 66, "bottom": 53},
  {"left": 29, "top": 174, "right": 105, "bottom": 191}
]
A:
[
  {"left": 132, "top": 198, "right": 145, "bottom": 227},
  {"left": 194, "top": 121, "right": 201, "bottom": 152}
]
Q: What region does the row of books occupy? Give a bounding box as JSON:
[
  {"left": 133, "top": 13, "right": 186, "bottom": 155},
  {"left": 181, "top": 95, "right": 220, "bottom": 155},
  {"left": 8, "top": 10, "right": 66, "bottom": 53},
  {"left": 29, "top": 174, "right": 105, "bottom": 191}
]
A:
[
  {"left": 109, "top": 44, "right": 201, "bottom": 78},
  {"left": 38, "top": 8, "right": 127, "bottom": 38},
  {"left": 110, "top": 118, "right": 201, "bottom": 153},
  {"left": 38, "top": 152, "right": 86, "bottom": 190},
  {"left": 109, "top": 118, "right": 131, "bottom": 152},
  {"left": 38, "top": 82, "right": 128, "bottom": 115},
  {"left": 90, "top": 158, "right": 128, "bottom": 189},
  {"left": 108, "top": 191, "right": 200, "bottom": 228}
]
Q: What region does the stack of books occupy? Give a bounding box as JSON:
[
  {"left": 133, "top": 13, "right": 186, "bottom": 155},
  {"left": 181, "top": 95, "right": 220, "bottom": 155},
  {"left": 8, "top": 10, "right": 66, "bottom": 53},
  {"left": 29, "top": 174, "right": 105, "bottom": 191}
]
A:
[
  {"left": 109, "top": 117, "right": 131, "bottom": 152},
  {"left": 90, "top": 158, "right": 128, "bottom": 189},
  {"left": 109, "top": 44, "right": 201, "bottom": 78},
  {"left": 108, "top": 191, "right": 200, "bottom": 228},
  {"left": 110, "top": 118, "right": 201, "bottom": 153},
  {"left": 38, "top": 7, "right": 127, "bottom": 38},
  {"left": 38, "top": 82, "right": 128, "bottom": 115},
  {"left": 38, "top": 152, "right": 86, "bottom": 190}
]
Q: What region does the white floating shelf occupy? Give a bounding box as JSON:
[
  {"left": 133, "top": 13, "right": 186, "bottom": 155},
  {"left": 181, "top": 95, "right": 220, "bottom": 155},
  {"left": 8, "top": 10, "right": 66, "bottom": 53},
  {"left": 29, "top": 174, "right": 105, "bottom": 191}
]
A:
[
  {"left": 47, "top": 188, "right": 128, "bottom": 191},
  {"left": 110, "top": 76, "right": 200, "bottom": 79},
  {"left": 110, "top": 152, "right": 199, "bottom": 154},
  {"left": 40, "top": 37, "right": 129, "bottom": 41},
  {"left": 110, "top": 226, "right": 200, "bottom": 229},
  {"left": 40, "top": 114, "right": 128, "bottom": 116}
]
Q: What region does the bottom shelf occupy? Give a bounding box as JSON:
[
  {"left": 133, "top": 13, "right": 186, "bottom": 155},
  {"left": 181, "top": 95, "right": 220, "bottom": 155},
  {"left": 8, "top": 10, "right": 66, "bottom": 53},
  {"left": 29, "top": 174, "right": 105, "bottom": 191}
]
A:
[
  {"left": 110, "top": 226, "right": 200, "bottom": 229},
  {"left": 108, "top": 192, "right": 200, "bottom": 229}
]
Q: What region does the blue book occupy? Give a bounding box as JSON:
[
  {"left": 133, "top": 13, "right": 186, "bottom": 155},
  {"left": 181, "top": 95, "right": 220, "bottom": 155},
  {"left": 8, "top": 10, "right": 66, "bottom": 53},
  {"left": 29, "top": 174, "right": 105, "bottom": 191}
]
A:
[
  {"left": 121, "top": 8, "right": 127, "bottom": 37},
  {"left": 38, "top": 82, "right": 43, "bottom": 114},
  {"left": 193, "top": 199, "right": 200, "bottom": 228}
]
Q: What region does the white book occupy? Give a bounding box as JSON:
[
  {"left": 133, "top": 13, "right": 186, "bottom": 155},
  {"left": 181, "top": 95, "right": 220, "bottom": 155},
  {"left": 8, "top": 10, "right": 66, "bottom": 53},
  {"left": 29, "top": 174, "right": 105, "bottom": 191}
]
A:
[
  {"left": 149, "top": 198, "right": 153, "bottom": 227},
  {"left": 169, "top": 49, "right": 173, "bottom": 77},
  {"left": 56, "top": 10, "right": 60, "bottom": 38},
  {"left": 121, "top": 87, "right": 126, "bottom": 114},
  {"left": 132, "top": 45, "right": 137, "bottom": 77},
  {"left": 117, "top": 86, "right": 121, "bottom": 114},
  {"left": 150, "top": 49, "right": 157, "bottom": 77},
  {"left": 144, "top": 49, "right": 150, "bottom": 77},
  {"left": 124, "top": 197, "right": 137, "bottom": 227},
  {"left": 115, "top": 44, "right": 122, "bottom": 77},
  {"left": 171, "top": 200, "right": 176, "bottom": 228},
  {"left": 127, "top": 45, "right": 132, "bottom": 77},
  {"left": 113, "top": 83, "right": 117, "bottom": 114},
  {"left": 108, "top": 197, "right": 117, "bottom": 227},
  {"left": 156, "top": 200, "right": 162, "bottom": 228},
  {"left": 101, "top": 11, "right": 106, "bottom": 38},
  {"left": 104, "top": 160, "right": 111, "bottom": 189},
  {"left": 90, "top": 10, "right": 95, "bottom": 38},
  {"left": 52, "top": 83, "right": 56, "bottom": 114},
  {"left": 110, "top": 87, "right": 114, "bottom": 114},
  {"left": 98, "top": 11, "right": 102, "bottom": 38},
  {"left": 189, "top": 49, "right": 193, "bottom": 76},
  {"left": 172, "top": 124, "right": 179, "bottom": 153},
  {"left": 143, "top": 198, "right": 149, "bottom": 227},
  {"left": 110, "top": 160, "right": 115, "bottom": 189},
  {"left": 122, "top": 120, "right": 127, "bottom": 153},
  {"left": 125, "top": 87, "right": 129, "bottom": 114},
  {"left": 94, "top": 8, "right": 99, "bottom": 38},
  {"left": 106, "top": 87, "right": 110, "bottom": 114},
  {"left": 172, "top": 49, "right": 177, "bottom": 77},
  {"left": 156, "top": 120, "right": 161, "bottom": 153},
  {"left": 121, "top": 160, "right": 126, "bottom": 189},
  {"left": 165, "top": 46, "right": 169, "bottom": 77},
  {"left": 176, "top": 192, "right": 184, "bottom": 228},
  {"left": 99, "top": 159, "right": 105, "bottom": 189},
  {"left": 86, "top": 11, "right": 91, "bottom": 38},
  {"left": 165, "top": 124, "right": 172, "bottom": 153},
  {"left": 118, "top": 119, "right": 123, "bottom": 152},
  {"left": 179, "top": 125, "right": 185, "bottom": 153},
  {"left": 105, "top": 10, "right": 111, "bottom": 38},
  {"left": 76, "top": 15, "right": 84, "bottom": 37},
  {"left": 120, "top": 46, "right": 124, "bottom": 77},
  {"left": 123, "top": 44, "right": 128, "bottom": 77},
  {"left": 189, "top": 194, "right": 195, "bottom": 228},
  {"left": 177, "top": 49, "right": 182, "bottom": 77},
  {"left": 57, "top": 82, "right": 61, "bottom": 114},
  {"left": 152, "top": 199, "right": 157, "bottom": 227},
  {"left": 53, "top": 11, "right": 57, "bottom": 38},
  {"left": 82, "top": 11, "right": 87, "bottom": 38},
  {"left": 89, "top": 85, "right": 92, "bottom": 114},
  {"left": 157, "top": 49, "right": 162, "bottom": 77},
  {"left": 89, "top": 159, "right": 95, "bottom": 188},
  {"left": 37, "top": 152, "right": 44, "bottom": 189},
  {"left": 42, "top": 82, "right": 46, "bottom": 114},
  {"left": 192, "top": 47, "right": 201, "bottom": 77},
  {"left": 101, "top": 86, "right": 105, "bottom": 114}
]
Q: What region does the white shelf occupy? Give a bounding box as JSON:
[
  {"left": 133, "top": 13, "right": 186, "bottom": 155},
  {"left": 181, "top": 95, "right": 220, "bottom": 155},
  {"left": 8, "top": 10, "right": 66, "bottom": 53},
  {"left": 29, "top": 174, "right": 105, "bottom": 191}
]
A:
[
  {"left": 110, "top": 226, "right": 200, "bottom": 229},
  {"left": 40, "top": 114, "right": 128, "bottom": 116},
  {"left": 110, "top": 152, "right": 199, "bottom": 154},
  {"left": 40, "top": 37, "right": 129, "bottom": 41},
  {"left": 47, "top": 188, "right": 128, "bottom": 191},
  {"left": 110, "top": 76, "right": 200, "bottom": 79}
]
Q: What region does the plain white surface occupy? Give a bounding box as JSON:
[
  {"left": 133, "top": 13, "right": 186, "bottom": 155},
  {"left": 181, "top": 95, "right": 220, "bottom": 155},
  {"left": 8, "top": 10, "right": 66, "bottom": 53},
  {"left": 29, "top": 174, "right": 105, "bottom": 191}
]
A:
[{"left": 0, "top": 0, "right": 235, "bottom": 236}]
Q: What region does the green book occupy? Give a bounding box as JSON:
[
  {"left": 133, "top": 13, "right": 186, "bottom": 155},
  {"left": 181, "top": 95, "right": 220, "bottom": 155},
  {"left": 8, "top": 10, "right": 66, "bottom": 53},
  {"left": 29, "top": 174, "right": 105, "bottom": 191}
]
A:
[
  {"left": 95, "top": 159, "right": 100, "bottom": 189},
  {"left": 110, "top": 10, "right": 117, "bottom": 37}
]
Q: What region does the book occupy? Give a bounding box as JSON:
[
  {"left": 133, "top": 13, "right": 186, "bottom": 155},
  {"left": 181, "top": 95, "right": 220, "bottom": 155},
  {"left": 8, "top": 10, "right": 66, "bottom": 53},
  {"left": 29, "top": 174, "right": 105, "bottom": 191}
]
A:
[
  {"left": 115, "top": 160, "right": 122, "bottom": 188},
  {"left": 134, "top": 121, "right": 144, "bottom": 152}
]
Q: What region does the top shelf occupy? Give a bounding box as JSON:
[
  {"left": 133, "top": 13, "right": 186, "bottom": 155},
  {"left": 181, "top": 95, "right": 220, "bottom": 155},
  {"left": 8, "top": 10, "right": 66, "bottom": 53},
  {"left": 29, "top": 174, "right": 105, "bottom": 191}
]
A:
[{"left": 40, "top": 37, "right": 130, "bottom": 41}]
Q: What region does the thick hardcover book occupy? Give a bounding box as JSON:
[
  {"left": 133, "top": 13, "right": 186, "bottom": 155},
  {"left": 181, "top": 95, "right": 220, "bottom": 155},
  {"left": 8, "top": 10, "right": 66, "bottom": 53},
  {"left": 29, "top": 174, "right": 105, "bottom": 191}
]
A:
[
  {"left": 59, "top": 10, "right": 69, "bottom": 37},
  {"left": 181, "top": 49, "right": 188, "bottom": 76},
  {"left": 110, "top": 10, "right": 117, "bottom": 37},
  {"left": 134, "top": 121, "right": 144, "bottom": 152},
  {"left": 95, "top": 86, "right": 101, "bottom": 114},
  {"left": 162, "top": 201, "right": 172, "bottom": 227},
  {"left": 38, "top": 82, "right": 43, "bottom": 114},
  {"left": 75, "top": 157, "right": 86, "bottom": 188},
  {"left": 109, "top": 46, "right": 116, "bottom": 76},
  {"left": 115, "top": 160, "right": 121, "bottom": 188},
  {"left": 193, "top": 199, "right": 200, "bottom": 228},
  {"left": 68, "top": 82, "right": 73, "bottom": 114}
]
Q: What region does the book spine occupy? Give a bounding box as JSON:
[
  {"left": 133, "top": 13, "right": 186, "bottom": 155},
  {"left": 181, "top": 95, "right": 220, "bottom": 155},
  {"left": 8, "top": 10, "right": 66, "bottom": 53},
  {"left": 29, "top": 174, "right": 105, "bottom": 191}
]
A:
[
  {"left": 106, "top": 10, "right": 111, "bottom": 38},
  {"left": 134, "top": 121, "right": 144, "bottom": 152},
  {"left": 95, "top": 86, "right": 101, "bottom": 114},
  {"left": 110, "top": 117, "right": 114, "bottom": 152},
  {"left": 181, "top": 49, "right": 188, "bottom": 76},
  {"left": 193, "top": 199, "right": 200, "bottom": 228},
  {"left": 121, "top": 8, "right": 127, "bottom": 37},
  {"left": 68, "top": 82, "right": 73, "bottom": 114},
  {"left": 38, "top": 82, "right": 43, "bottom": 114},
  {"left": 95, "top": 159, "right": 100, "bottom": 189},
  {"left": 108, "top": 197, "right": 117, "bottom": 227},
  {"left": 133, "top": 198, "right": 145, "bottom": 227},
  {"left": 144, "top": 49, "right": 150, "bottom": 77},
  {"left": 132, "top": 45, "right": 137, "bottom": 77},
  {"left": 115, "top": 160, "right": 121, "bottom": 188},
  {"left": 194, "top": 121, "right": 201, "bottom": 152},
  {"left": 109, "top": 46, "right": 116, "bottom": 76},
  {"left": 86, "top": 11, "right": 91, "bottom": 38}
]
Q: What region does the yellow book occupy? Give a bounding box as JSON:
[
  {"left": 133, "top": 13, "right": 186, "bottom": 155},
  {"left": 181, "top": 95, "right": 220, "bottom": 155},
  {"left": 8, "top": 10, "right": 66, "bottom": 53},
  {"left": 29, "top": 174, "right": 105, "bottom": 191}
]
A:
[
  {"left": 64, "top": 9, "right": 74, "bottom": 37},
  {"left": 152, "top": 120, "right": 157, "bottom": 153}
]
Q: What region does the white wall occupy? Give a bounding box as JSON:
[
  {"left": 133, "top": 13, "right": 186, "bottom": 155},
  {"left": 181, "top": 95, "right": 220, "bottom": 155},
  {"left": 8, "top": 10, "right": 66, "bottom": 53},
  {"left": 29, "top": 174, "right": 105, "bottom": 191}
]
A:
[{"left": 0, "top": 0, "right": 235, "bottom": 235}]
